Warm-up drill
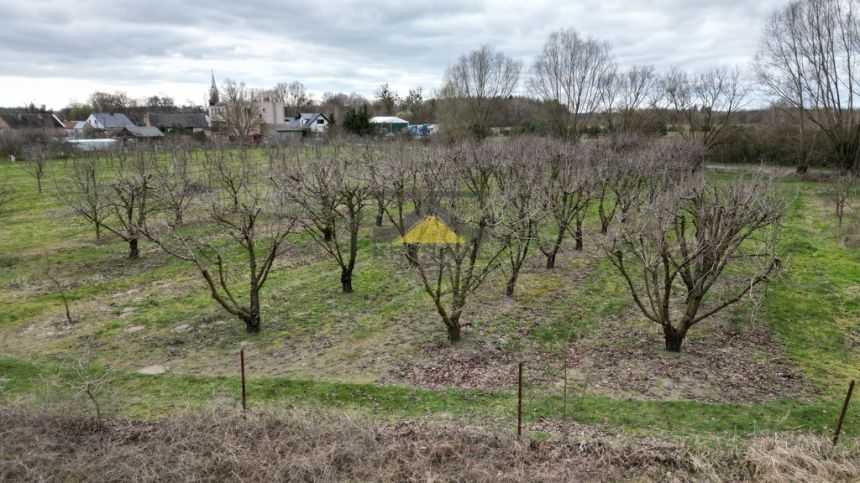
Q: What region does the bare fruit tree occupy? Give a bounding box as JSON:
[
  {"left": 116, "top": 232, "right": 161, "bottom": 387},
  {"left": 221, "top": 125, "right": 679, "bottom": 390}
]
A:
[
  {"left": 0, "top": 174, "right": 9, "bottom": 214},
  {"left": 44, "top": 264, "right": 74, "bottom": 324},
  {"left": 371, "top": 141, "right": 427, "bottom": 264},
  {"left": 104, "top": 148, "right": 155, "bottom": 259},
  {"left": 606, "top": 152, "right": 785, "bottom": 352},
  {"left": 828, "top": 171, "right": 857, "bottom": 227},
  {"left": 152, "top": 145, "right": 200, "bottom": 225},
  {"left": 277, "top": 144, "right": 370, "bottom": 293},
  {"left": 595, "top": 136, "right": 647, "bottom": 234},
  {"left": 538, "top": 140, "right": 594, "bottom": 268},
  {"left": 529, "top": 28, "right": 614, "bottom": 141},
  {"left": 149, "top": 158, "right": 295, "bottom": 333},
  {"left": 205, "top": 145, "right": 252, "bottom": 212},
  {"left": 494, "top": 138, "right": 547, "bottom": 295},
  {"left": 410, "top": 142, "right": 506, "bottom": 342},
  {"left": 55, "top": 154, "right": 110, "bottom": 242},
  {"left": 22, "top": 143, "right": 52, "bottom": 194},
  {"left": 440, "top": 45, "right": 521, "bottom": 138}
]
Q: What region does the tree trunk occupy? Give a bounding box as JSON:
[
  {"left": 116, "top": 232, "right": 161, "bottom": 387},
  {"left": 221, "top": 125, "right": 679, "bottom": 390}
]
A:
[
  {"left": 405, "top": 244, "right": 419, "bottom": 266},
  {"left": 340, "top": 266, "right": 354, "bottom": 293},
  {"left": 574, "top": 218, "right": 583, "bottom": 251},
  {"left": 663, "top": 325, "right": 684, "bottom": 352},
  {"left": 505, "top": 272, "right": 518, "bottom": 298},
  {"left": 243, "top": 312, "right": 261, "bottom": 333},
  {"left": 598, "top": 195, "right": 610, "bottom": 234},
  {"left": 545, "top": 250, "right": 557, "bottom": 269},
  {"left": 375, "top": 201, "right": 384, "bottom": 227},
  {"left": 95, "top": 222, "right": 101, "bottom": 242},
  {"left": 62, "top": 296, "right": 72, "bottom": 324},
  {"left": 447, "top": 323, "right": 461, "bottom": 342},
  {"left": 545, "top": 223, "right": 566, "bottom": 269},
  {"left": 323, "top": 226, "right": 333, "bottom": 242},
  {"left": 128, "top": 238, "right": 139, "bottom": 259}
]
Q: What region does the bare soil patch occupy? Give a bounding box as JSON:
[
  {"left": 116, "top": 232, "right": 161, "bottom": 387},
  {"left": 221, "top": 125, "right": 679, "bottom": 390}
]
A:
[{"left": 565, "top": 309, "right": 812, "bottom": 403}]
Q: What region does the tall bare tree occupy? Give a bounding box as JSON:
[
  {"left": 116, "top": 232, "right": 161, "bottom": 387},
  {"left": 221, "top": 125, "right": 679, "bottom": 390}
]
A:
[
  {"left": 757, "top": 0, "right": 860, "bottom": 172},
  {"left": 606, "top": 149, "right": 784, "bottom": 352},
  {"left": 663, "top": 66, "right": 750, "bottom": 149},
  {"left": 756, "top": 1, "right": 813, "bottom": 173},
  {"left": 603, "top": 64, "right": 664, "bottom": 134},
  {"left": 272, "top": 80, "right": 310, "bottom": 115},
  {"left": 440, "top": 45, "right": 521, "bottom": 138},
  {"left": 529, "top": 28, "right": 614, "bottom": 140},
  {"left": 220, "top": 79, "right": 260, "bottom": 140}
]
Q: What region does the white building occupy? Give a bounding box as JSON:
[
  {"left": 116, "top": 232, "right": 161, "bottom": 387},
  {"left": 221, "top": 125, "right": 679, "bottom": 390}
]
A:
[{"left": 297, "top": 113, "right": 330, "bottom": 133}]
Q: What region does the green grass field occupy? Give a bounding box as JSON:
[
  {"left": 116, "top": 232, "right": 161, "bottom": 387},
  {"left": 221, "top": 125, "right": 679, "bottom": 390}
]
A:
[{"left": 0, "top": 157, "right": 858, "bottom": 444}]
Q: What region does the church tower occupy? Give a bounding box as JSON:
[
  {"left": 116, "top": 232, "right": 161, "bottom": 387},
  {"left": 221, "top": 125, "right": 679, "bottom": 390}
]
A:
[{"left": 209, "top": 70, "right": 219, "bottom": 106}]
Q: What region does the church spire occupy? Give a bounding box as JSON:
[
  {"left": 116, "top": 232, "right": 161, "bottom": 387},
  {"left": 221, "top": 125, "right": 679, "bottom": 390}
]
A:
[{"left": 209, "top": 70, "right": 219, "bottom": 105}]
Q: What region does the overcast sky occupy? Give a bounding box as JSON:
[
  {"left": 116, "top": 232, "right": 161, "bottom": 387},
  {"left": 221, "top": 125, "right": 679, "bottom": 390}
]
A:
[{"left": 0, "top": 0, "right": 788, "bottom": 110}]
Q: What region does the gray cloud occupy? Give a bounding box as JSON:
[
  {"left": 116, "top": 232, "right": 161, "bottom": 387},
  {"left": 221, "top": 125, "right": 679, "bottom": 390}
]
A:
[{"left": 0, "top": 0, "right": 789, "bottom": 108}]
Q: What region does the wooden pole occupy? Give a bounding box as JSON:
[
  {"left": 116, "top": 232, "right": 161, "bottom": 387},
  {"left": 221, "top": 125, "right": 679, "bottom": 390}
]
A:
[
  {"left": 240, "top": 348, "right": 247, "bottom": 412},
  {"left": 517, "top": 361, "right": 523, "bottom": 438},
  {"left": 833, "top": 379, "right": 855, "bottom": 446}
]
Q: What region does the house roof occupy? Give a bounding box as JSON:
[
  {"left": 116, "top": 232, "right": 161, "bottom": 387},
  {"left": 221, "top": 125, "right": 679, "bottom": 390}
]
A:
[
  {"left": 370, "top": 116, "right": 409, "bottom": 124},
  {"left": 89, "top": 112, "right": 136, "bottom": 129},
  {"left": 130, "top": 126, "right": 164, "bottom": 138},
  {"left": 0, "top": 113, "right": 63, "bottom": 129},
  {"left": 146, "top": 113, "right": 209, "bottom": 129},
  {"left": 299, "top": 112, "right": 328, "bottom": 125},
  {"left": 113, "top": 126, "right": 164, "bottom": 138}
]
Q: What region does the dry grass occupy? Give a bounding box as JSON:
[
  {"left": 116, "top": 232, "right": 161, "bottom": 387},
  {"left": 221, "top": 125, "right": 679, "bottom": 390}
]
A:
[
  {"left": 1, "top": 407, "right": 858, "bottom": 482},
  {"left": 744, "top": 435, "right": 860, "bottom": 482}
]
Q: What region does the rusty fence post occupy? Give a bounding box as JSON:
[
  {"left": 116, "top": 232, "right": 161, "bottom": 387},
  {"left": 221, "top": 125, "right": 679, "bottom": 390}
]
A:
[
  {"left": 833, "top": 379, "right": 855, "bottom": 446},
  {"left": 240, "top": 348, "right": 247, "bottom": 412},
  {"left": 517, "top": 361, "right": 523, "bottom": 438}
]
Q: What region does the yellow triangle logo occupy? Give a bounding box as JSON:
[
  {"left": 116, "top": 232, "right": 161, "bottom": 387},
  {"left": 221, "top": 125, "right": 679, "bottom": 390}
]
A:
[{"left": 398, "top": 215, "right": 464, "bottom": 245}]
